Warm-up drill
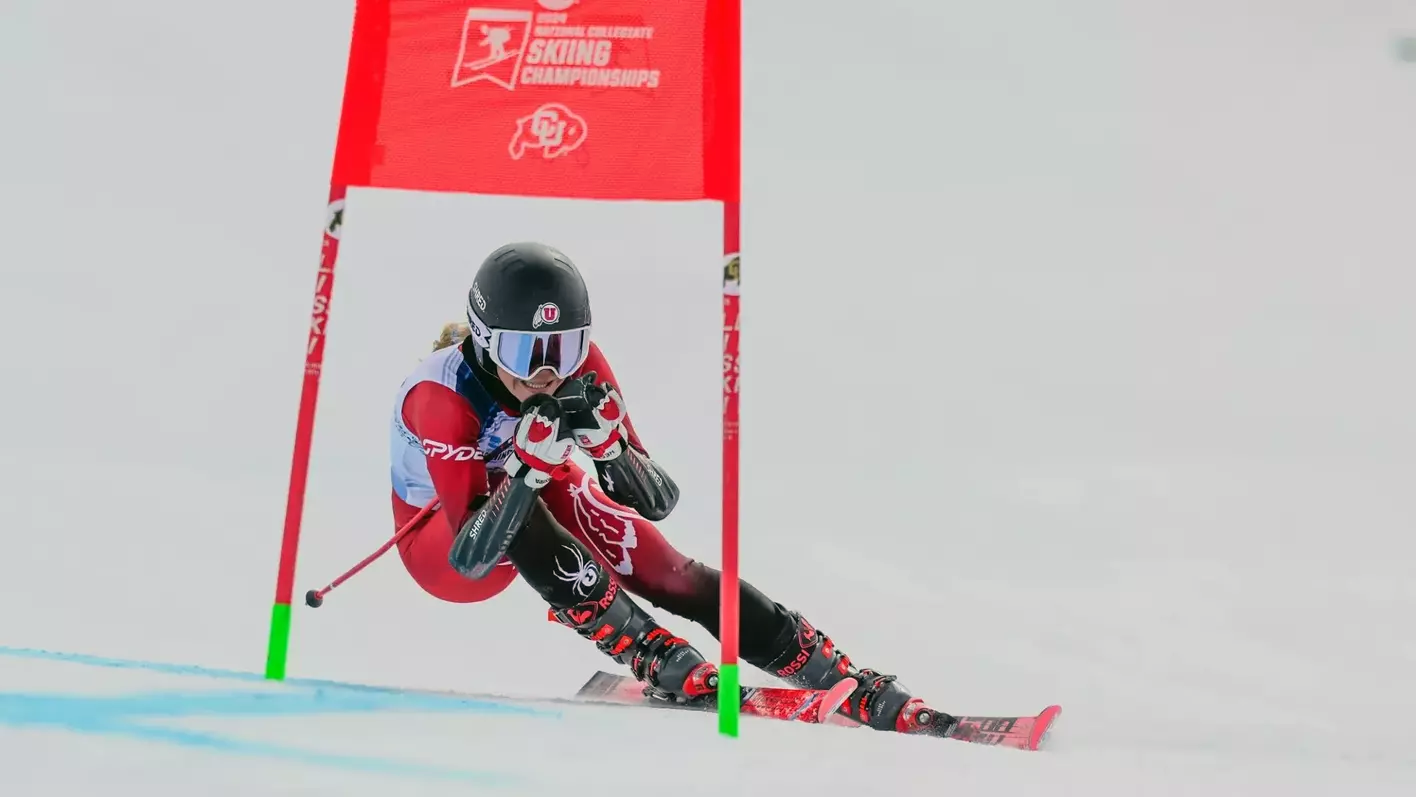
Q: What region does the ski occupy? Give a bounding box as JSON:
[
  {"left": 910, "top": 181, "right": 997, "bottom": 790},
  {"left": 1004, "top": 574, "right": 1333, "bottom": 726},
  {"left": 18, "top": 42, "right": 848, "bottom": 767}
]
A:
[
  {"left": 847, "top": 703, "right": 1062, "bottom": 751},
  {"left": 945, "top": 705, "right": 1062, "bottom": 751},
  {"left": 575, "top": 670, "right": 858, "bottom": 725},
  {"left": 574, "top": 671, "right": 1060, "bottom": 750}
]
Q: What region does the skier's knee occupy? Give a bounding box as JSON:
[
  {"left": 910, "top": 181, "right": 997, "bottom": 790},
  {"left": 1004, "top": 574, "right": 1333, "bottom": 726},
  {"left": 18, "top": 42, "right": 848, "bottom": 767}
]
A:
[
  {"left": 403, "top": 552, "right": 518, "bottom": 603},
  {"left": 394, "top": 508, "right": 520, "bottom": 603}
]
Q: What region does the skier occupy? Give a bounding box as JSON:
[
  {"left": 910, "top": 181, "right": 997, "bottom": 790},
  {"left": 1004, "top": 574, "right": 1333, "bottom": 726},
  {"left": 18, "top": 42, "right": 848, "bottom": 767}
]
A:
[{"left": 388, "top": 241, "right": 953, "bottom": 735}]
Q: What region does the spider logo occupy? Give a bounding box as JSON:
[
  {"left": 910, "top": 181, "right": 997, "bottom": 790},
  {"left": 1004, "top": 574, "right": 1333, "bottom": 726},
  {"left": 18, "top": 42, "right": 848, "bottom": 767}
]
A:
[{"left": 554, "top": 544, "right": 599, "bottom": 599}]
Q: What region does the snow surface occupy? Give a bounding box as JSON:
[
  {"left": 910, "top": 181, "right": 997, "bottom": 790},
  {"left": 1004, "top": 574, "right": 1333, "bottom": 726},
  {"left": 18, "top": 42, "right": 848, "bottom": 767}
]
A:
[{"left": 5, "top": 0, "right": 1416, "bottom": 793}]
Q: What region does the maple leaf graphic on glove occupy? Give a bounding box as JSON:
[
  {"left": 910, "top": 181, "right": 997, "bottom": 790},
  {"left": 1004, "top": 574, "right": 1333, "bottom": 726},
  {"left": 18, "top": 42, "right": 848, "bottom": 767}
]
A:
[
  {"left": 569, "top": 380, "right": 628, "bottom": 461},
  {"left": 595, "top": 392, "right": 623, "bottom": 424},
  {"left": 526, "top": 413, "right": 555, "bottom": 444},
  {"left": 510, "top": 399, "right": 575, "bottom": 487}
]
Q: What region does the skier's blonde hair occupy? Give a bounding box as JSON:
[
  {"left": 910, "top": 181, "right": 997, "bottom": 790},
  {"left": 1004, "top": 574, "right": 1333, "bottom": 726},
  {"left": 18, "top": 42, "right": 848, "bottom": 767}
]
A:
[{"left": 433, "top": 321, "right": 471, "bottom": 352}]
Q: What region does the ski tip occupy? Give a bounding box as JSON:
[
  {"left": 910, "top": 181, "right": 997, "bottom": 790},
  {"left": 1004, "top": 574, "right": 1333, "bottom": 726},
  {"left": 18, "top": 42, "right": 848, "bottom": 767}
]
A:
[{"left": 1028, "top": 704, "right": 1063, "bottom": 751}]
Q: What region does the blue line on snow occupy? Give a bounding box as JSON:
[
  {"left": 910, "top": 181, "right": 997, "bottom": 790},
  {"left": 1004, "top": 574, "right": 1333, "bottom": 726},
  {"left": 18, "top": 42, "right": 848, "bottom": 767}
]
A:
[{"left": 0, "top": 645, "right": 561, "bottom": 784}]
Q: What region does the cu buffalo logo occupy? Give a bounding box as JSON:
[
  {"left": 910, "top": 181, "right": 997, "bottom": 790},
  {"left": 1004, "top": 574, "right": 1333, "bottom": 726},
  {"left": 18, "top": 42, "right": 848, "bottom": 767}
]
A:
[
  {"left": 532, "top": 302, "right": 560, "bottom": 328},
  {"left": 509, "top": 103, "right": 588, "bottom": 160}
]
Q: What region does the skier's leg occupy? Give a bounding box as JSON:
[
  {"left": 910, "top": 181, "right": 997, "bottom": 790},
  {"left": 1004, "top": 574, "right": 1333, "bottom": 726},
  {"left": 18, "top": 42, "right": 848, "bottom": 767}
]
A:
[
  {"left": 512, "top": 495, "right": 718, "bottom": 702},
  {"left": 750, "top": 609, "right": 954, "bottom": 733},
  {"left": 537, "top": 468, "right": 953, "bottom": 733},
  {"left": 536, "top": 465, "right": 793, "bottom": 661},
  {"left": 392, "top": 492, "right": 518, "bottom": 603},
  {"left": 536, "top": 465, "right": 800, "bottom": 664}
]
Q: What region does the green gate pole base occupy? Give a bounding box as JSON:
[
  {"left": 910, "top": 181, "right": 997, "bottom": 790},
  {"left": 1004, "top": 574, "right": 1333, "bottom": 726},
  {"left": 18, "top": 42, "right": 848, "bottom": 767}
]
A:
[
  {"left": 717, "top": 663, "right": 740, "bottom": 737},
  {"left": 265, "top": 602, "right": 292, "bottom": 680}
]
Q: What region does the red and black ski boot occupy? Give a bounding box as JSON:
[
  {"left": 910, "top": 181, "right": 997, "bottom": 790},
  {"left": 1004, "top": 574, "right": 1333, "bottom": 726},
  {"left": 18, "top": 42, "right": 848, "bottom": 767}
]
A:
[
  {"left": 551, "top": 580, "right": 718, "bottom": 704},
  {"left": 757, "top": 610, "right": 957, "bottom": 734},
  {"left": 836, "top": 669, "right": 958, "bottom": 736}
]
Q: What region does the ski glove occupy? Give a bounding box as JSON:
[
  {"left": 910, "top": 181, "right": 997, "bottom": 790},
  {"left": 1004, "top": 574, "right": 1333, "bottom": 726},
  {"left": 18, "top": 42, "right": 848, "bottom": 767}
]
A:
[
  {"left": 505, "top": 394, "right": 576, "bottom": 488},
  {"left": 555, "top": 372, "right": 679, "bottom": 520},
  {"left": 567, "top": 375, "right": 628, "bottom": 461}
]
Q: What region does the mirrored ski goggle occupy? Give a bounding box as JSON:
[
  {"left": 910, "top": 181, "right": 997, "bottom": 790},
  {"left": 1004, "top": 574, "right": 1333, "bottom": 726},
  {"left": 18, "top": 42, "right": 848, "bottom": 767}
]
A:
[
  {"left": 492, "top": 327, "right": 591, "bottom": 382},
  {"left": 490, "top": 326, "right": 590, "bottom": 380},
  {"left": 466, "top": 299, "right": 591, "bottom": 380}
]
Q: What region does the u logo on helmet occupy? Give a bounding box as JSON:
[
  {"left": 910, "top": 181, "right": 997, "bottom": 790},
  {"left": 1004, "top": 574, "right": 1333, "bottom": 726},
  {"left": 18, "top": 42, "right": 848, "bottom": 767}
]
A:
[{"left": 533, "top": 302, "right": 561, "bottom": 328}]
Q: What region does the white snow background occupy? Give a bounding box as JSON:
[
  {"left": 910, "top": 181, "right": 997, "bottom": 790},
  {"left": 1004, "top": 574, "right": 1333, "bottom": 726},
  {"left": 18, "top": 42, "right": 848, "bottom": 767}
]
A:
[{"left": 3, "top": 1, "right": 1416, "bottom": 794}]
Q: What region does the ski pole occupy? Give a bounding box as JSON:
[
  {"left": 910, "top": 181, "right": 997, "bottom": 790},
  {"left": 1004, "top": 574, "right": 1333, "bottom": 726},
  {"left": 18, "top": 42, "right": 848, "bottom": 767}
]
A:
[{"left": 304, "top": 500, "right": 440, "bottom": 608}]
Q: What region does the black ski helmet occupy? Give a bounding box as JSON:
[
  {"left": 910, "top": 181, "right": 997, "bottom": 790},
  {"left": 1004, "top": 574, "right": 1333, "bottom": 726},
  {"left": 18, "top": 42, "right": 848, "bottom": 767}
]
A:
[{"left": 464, "top": 241, "right": 592, "bottom": 376}]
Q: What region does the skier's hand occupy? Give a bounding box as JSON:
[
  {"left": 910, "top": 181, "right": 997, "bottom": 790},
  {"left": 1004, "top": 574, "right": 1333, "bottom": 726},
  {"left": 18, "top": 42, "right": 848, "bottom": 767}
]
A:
[
  {"left": 506, "top": 394, "right": 576, "bottom": 488},
  {"left": 562, "top": 373, "right": 627, "bottom": 461}
]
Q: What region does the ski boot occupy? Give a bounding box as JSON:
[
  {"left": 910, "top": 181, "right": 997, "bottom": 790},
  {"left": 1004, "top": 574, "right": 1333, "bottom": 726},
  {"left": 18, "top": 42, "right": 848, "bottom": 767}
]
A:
[
  {"left": 551, "top": 580, "right": 719, "bottom": 704},
  {"left": 759, "top": 610, "right": 958, "bottom": 735},
  {"left": 838, "top": 669, "right": 958, "bottom": 736}
]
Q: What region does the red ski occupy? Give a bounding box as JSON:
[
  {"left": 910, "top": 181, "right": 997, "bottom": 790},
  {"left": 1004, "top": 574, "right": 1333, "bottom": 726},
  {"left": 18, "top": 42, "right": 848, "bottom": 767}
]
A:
[
  {"left": 575, "top": 670, "right": 857, "bottom": 725},
  {"left": 577, "top": 671, "right": 1061, "bottom": 751}
]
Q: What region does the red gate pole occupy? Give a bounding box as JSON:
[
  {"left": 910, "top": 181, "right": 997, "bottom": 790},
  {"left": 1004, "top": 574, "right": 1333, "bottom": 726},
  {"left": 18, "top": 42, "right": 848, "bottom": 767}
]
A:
[
  {"left": 264, "top": 0, "right": 390, "bottom": 681},
  {"left": 265, "top": 186, "right": 346, "bottom": 680},
  {"left": 715, "top": 0, "right": 744, "bottom": 738},
  {"left": 719, "top": 206, "right": 742, "bottom": 735}
]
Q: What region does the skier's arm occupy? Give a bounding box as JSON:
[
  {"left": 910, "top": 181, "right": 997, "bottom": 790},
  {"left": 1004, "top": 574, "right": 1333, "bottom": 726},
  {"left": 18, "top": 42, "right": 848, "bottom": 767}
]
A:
[
  {"left": 593, "top": 442, "right": 680, "bottom": 521},
  {"left": 401, "top": 381, "right": 490, "bottom": 535},
  {"left": 562, "top": 347, "right": 680, "bottom": 521},
  {"left": 448, "top": 395, "right": 577, "bottom": 578},
  {"left": 404, "top": 383, "right": 571, "bottom": 577}
]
